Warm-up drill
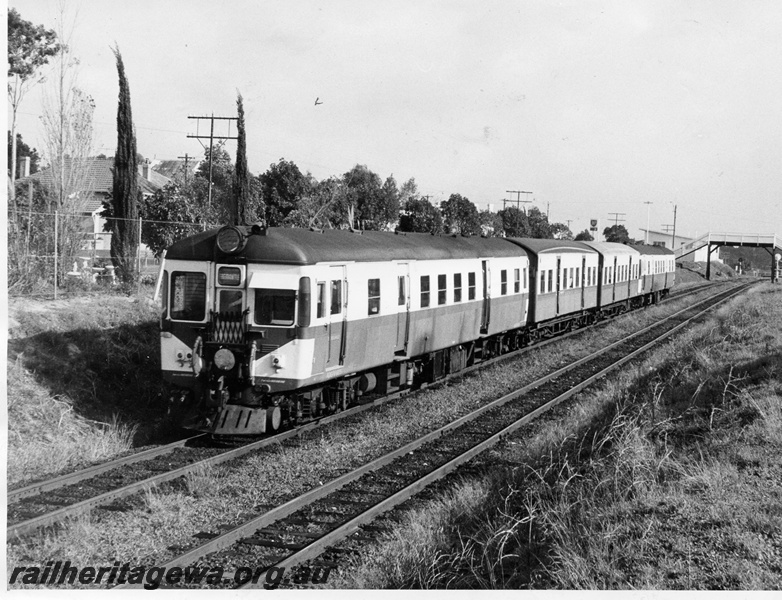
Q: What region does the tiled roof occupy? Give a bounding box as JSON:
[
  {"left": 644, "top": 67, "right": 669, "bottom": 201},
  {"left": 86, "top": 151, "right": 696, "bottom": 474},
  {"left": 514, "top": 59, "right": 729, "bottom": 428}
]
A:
[
  {"left": 18, "top": 156, "right": 172, "bottom": 197},
  {"left": 153, "top": 159, "right": 199, "bottom": 180}
]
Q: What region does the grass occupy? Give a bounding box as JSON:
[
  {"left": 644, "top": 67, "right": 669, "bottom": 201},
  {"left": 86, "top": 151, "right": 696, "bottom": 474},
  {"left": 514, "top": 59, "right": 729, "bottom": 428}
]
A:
[
  {"left": 7, "top": 288, "right": 170, "bottom": 486},
  {"left": 326, "top": 282, "right": 782, "bottom": 590},
  {"left": 6, "top": 279, "right": 769, "bottom": 589}
]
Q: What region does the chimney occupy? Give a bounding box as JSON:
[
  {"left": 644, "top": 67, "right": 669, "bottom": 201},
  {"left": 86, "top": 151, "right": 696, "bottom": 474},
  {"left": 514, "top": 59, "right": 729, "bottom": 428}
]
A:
[
  {"left": 142, "top": 158, "right": 151, "bottom": 180},
  {"left": 18, "top": 156, "right": 30, "bottom": 179}
]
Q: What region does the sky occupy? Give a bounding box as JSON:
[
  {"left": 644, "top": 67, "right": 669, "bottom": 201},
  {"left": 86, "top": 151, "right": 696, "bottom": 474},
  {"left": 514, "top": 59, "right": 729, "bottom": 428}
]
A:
[{"left": 7, "top": 0, "right": 782, "bottom": 240}]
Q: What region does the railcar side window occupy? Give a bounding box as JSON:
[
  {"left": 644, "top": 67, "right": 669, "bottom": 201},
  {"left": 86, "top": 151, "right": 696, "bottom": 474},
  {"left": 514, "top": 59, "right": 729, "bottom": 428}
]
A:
[
  {"left": 547, "top": 269, "right": 553, "bottom": 293},
  {"left": 540, "top": 270, "right": 546, "bottom": 294},
  {"left": 421, "top": 276, "right": 430, "bottom": 308},
  {"left": 454, "top": 273, "right": 462, "bottom": 302},
  {"left": 523, "top": 268, "right": 527, "bottom": 290},
  {"left": 170, "top": 272, "right": 206, "bottom": 321},
  {"left": 468, "top": 272, "right": 476, "bottom": 300},
  {"left": 438, "top": 274, "right": 447, "bottom": 305},
  {"left": 500, "top": 270, "right": 507, "bottom": 295},
  {"left": 317, "top": 282, "right": 326, "bottom": 318},
  {"left": 514, "top": 268, "right": 520, "bottom": 293},
  {"left": 398, "top": 276, "right": 406, "bottom": 306},
  {"left": 368, "top": 278, "right": 381, "bottom": 315},
  {"left": 331, "top": 280, "right": 342, "bottom": 315},
  {"left": 575, "top": 267, "right": 580, "bottom": 287},
  {"left": 161, "top": 271, "right": 169, "bottom": 320},
  {"left": 254, "top": 289, "right": 295, "bottom": 326}
]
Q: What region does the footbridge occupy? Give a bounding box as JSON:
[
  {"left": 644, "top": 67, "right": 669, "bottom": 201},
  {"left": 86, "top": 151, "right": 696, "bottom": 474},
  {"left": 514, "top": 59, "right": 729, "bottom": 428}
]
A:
[{"left": 675, "top": 233, "right": 782, "bottom": 281}]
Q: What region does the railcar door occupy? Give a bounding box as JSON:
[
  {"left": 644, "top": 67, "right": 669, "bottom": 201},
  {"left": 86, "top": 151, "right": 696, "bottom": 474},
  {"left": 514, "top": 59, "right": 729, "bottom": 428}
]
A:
[
  {"left": 555, "top": 256, "right": 562, "bottom": 315},
  {"left": 326, "top": 265, "right": 347, "bottom": 368},
  {"left": 581, "top": 256, "right": 586, "bottom": 309},
  {"left": 395, "top": 263, "right": 410, "bottom": 354},
  {"left": 480, "top": 260, "right": 491, "bottom": 334}
]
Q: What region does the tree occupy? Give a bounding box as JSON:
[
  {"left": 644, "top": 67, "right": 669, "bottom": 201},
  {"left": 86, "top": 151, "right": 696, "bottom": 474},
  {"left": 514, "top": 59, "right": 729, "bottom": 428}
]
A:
[
  {"left": 441, "top": 193, "right": 480, "bottom": 235},
  {"left": 603, "top": 224, "right": 631, "bottom": 243},
  {"left": 8, "top": 130, "right": 40, "bottom": 177},
  {"left": 109, "top": 46, "right": 139, "bottom": 285},
  {"left": 260, "top": 158, "right": 311, "bottom": 226},
  {"left": 7, "top": 8, "right": 60, "bottom": 193},
  {"left": 498, "top": 207, "right": 528, "bottom": 237},
  {"left": 139, "top": 183, "right": 207, "bottom": 258},
  {"left": 341, "top": 164, "right": 398, "bottom": 230},
  {"left": 550, "top": 223, "right": 574, "bottom": 240},
  {"left": 231, "top": 91, "right": 252, "bottom": 225},
  {"left": 526, "top": 206, "right": 553, "bottom": 238},
  {"left": 479, "top": 209, "right": 503, "bottom": 237},
  {"left": 398, "top": 197, "right": 443, "bottom": 234},
  {"left": 574, "top": 229, "right": 594, "bottom": 241}
]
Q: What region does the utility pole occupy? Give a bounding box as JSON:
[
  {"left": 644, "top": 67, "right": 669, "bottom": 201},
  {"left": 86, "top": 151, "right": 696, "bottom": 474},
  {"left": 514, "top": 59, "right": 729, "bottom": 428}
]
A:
[
  {"left": 608, "top": 212, "right": 626, "bottom": 226},
  {"left": 566, "top": 219, "right": 573, "bottom": 230},
  {"left": 177, "top": 153, "right": 193, "bottom": 184},
  {"left": 505, "top": 190, "right": 533, "bottom": 213},
  {"left": 643, "top": 201, "right": 653, "bottom": 244},
  {"left": 671, "top": 204, "right": 678, "bottom": 251},
  {"left": 187, "top": 114, "right": 238, "bottom": 207}
]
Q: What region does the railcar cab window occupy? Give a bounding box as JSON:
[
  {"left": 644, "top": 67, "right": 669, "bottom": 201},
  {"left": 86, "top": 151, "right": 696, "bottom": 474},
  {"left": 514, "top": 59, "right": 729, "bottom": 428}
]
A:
[
  {"left": 254, "top": 289, "right": 295, "bottom": 326},
  {"left": 368, "top": 278, "right": 381, "bottom": 315},
  {"left": 218, "top": 289, "right": 243, "bottom": 313},
  {"left": 170, "top": 272, "right": 206, "bottom": 321}
]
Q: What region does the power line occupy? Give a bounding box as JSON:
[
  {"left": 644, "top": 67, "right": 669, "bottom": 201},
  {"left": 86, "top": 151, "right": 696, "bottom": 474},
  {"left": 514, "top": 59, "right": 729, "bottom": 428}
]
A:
[
  {"left": 187, "top": 114, "right": 238, "bottom": 207},
  {"left": 608, "top": 212, "right": 626, "bottom": 226},
  {"left": 504, "top": 190, "right": 533, "bottom": 213}
]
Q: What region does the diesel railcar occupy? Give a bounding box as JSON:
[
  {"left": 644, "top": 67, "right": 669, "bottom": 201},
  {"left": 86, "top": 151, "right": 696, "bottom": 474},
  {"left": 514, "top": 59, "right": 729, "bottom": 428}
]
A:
[{"left": 158, "top": 225, "right": 675, "bottom": 435}]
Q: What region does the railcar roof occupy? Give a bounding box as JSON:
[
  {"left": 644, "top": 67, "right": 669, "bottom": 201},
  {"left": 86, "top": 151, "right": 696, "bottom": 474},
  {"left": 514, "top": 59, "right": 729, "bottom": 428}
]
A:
[
  {"left": 627, "top": 243, "right": 675, "bottom": 256},
  {"left": 165, "top": 227, "right": 527, "bottom": 264},
  {"left": 505, "top": 238, "right": 598, "bottom": 255},
  {"left": 580, "top": 241, "right": 641, "bottom": 256}
]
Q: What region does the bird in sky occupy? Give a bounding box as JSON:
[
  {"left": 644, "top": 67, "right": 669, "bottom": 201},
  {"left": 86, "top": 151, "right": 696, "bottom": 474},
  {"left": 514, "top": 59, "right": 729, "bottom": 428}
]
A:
[{"left": 314, "top": 97, "right": 323, "bottom": 106}]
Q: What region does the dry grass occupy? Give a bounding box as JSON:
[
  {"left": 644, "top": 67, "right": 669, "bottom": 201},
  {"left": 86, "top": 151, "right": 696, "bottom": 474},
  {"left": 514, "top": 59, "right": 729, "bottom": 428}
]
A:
[{"left": 327, "top": 283, "right": 782, "bottom": 590}]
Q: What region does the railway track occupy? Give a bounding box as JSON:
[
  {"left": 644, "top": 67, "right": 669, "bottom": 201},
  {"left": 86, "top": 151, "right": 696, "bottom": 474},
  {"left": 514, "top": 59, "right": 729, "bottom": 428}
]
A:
[
  {"left": 109, "top": 280, "right": 753, "bottom": 589},
  {"left": 5, "top": 279, "right": 723, "bottom": 542}
]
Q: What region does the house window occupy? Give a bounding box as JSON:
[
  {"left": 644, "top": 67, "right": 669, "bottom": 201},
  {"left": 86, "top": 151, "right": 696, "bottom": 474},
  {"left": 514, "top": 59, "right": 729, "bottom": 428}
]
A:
[
  {"left": 421, "top": 275, "right": 430, "bottom": 308},
  {"left": 468, "top": 272, "right": 476, "bottom": 300},
  {"left": 454, "top": 273, "right": 462, "bottom": 302},
  {"left": 368, "top": 278, "right": 380, "bottom": 315},
  {"left": 500, "top": 270, "right": 507, "bottom": 295},
  {"left": 438, "top": 274, "right": 447, "bottom": 305}
]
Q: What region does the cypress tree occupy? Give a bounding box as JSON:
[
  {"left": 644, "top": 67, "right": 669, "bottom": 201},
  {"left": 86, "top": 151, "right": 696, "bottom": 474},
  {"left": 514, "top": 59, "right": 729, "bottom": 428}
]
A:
[
  {"left": 110, "top": 46, "right": 139, "bottom": 284},
  {"left": 232, "top": 91, "right": 251, "bottom": 225}
]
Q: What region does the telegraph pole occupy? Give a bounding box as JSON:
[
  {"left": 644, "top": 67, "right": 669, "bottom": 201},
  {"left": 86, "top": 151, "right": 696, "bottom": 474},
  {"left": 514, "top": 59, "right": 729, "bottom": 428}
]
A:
[
  {"left": 505, "top": 190, "right": 533, "bottom": 213},
  {"left": 187, "top": 114, "right": 238, "bottom": 207},
  {"left": 671, "top": 204, "right": 678, "bottom": 251},
  {"left": 177, "top": 153, "right": 193, "bottom": 184},
  {"left": 608, "top": 212, "right": 626, "bottom": 226},
  {"left": 643, "top": 201, "right": 652, "bottom": 244}
]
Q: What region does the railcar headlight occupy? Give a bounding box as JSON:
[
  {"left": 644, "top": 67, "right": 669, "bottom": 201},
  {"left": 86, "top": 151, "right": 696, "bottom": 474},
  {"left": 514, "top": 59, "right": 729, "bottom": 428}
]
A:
[
  {"left": 271, "top": 354, "right": 283, "bottom": 369},
  {"left": 214, "top": 348, "right": 236, "bottom": 371},
  {"left": 216, "top": 226, "right": 246, "bottom": 254}
]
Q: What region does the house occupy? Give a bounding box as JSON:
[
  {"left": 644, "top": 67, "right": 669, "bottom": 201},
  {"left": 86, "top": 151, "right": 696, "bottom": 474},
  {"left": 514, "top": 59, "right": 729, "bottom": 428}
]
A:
[
  {"left": 15, "top": 156, "right": 173, "bottom": 256},
  {"left": 639, "top": 229, "right": 723, "bottom": 263}
]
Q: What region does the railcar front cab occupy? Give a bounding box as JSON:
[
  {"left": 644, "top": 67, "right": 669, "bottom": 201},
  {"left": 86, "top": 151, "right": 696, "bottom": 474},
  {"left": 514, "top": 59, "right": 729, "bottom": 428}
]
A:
[{"left": 160, "top": 225, "right": 313, "bottom": 435}]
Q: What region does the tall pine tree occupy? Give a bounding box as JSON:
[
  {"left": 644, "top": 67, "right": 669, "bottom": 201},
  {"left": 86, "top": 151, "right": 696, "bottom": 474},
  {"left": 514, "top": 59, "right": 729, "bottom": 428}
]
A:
[
  {"left": 232, "top": 91, "right": 251, "bottom": 225},
  {"left": 110, "top": 46, "right": 139, "bottom": 284}
]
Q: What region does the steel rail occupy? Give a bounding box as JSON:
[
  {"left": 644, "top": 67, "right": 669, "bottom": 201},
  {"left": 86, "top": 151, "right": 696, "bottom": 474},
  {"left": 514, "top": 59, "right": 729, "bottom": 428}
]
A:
[
  {"left": 240, "top": 280, "right": 752, "bottom": 588},
  {"left": 7, "top": 434, "right": 207, "bottom": 503},
  {"left": 7, "top": 280, "right": 720, "bottom": 540},
  {"left": 113, "top": 281, "right": 749, "bottom": 588}
]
